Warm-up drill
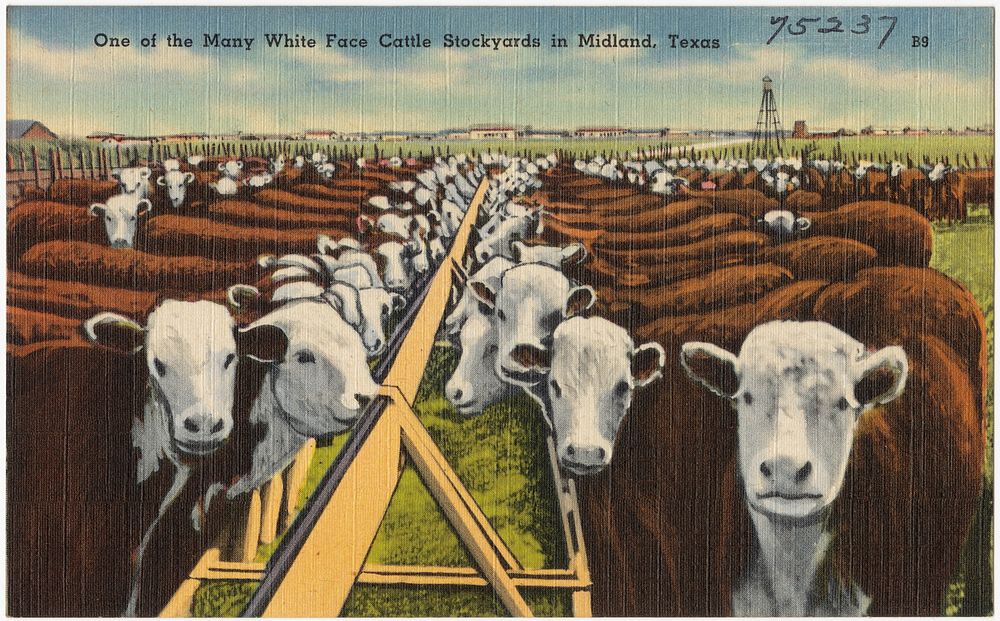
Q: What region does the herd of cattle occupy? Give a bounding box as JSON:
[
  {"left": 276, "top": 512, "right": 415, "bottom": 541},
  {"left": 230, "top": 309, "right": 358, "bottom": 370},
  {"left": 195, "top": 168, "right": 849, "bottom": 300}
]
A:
[
  {"left": 572, "top": 152, "right": 994, "bottom": 223},
  {"left": 6, "top": 144, "right": 991, "bottom": 617}
]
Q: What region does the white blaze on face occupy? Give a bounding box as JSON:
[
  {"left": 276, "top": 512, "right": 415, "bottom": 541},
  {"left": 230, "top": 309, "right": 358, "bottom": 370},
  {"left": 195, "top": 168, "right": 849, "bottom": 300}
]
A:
[
  {"left": 376, "top": 213, "right": 413, "bottom": 237},
  {"left": 218, "top": 160, "right": 244, "bottom": 179},
  {"left": 213, "top": 177, "right": 240, "bottom": 196},
  {"left": 377, "top": 241, "right": 415, "bottom": 292},
  {"left": 511, "top": 317, "right": 665, "bottom": 476},
  {"left": 445, "top": 310, "right": 509, "bottom": 415},
  {"left": 681, "top": 321, "right": 908, "bottom": 521},
  {"left": 510, "top": 242, "right": 587, "bottom": 268},
  {"left": 114, "top": 166, "right": 152, "bottom": 197},
  {"left": 356, "top": 288, "right": 401, "bottom": 357},
  {"left": 145, "top": 301, "right": 240, "bottom": 454},
  {"left": 90, "top": 193, "right": 151, "bottom": 248},
  {"left": 157, "top": 170, "right": 195, "bottom": 208},
  {"left": 251, "top": 299, "right": 378, "bottom": 436}
]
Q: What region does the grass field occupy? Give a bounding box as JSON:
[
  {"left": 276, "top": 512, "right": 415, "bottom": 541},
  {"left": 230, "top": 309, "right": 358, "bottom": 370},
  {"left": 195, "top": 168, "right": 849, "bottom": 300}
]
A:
[
  {"left": 782, "top": 135, "right": 994, "bottom": 165},
  {"left": 6, "top": 136, "right": 704, "bottom": 170}
]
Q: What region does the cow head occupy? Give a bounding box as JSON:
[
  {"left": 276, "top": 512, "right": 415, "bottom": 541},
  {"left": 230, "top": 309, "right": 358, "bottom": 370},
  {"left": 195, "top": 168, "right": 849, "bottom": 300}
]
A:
[
  {"left": 510, "top": 317, "right": 665, "bottom": 475},
  {"left": 112, "top": 166, "right": 152, "bottom": 195},
  {"left": 470, "top": 263, "right": 595, "bottom": 386},
  {"left": 84, "top": 300, "right": 288, "bottom": 457},
  {"left": 217, "top": 160, "right": 244, "bottom": 179},
  {"left": 510, "top": 241, "right": 587, "bottom": 267},
  {"left": 244, "top": 298, "right": 378, "bottom": 437},
  {"left": 89, "top": 193, "right": 152, "bottom": 248},
  {"left": 156, "top": 170, "right": 196, "bottom": 208},
  {"left": 376, "top": 241, "right": 417, "bottom": 292},
  {"left": 681, "top": 320, "right": 908, "bottom": 521}
]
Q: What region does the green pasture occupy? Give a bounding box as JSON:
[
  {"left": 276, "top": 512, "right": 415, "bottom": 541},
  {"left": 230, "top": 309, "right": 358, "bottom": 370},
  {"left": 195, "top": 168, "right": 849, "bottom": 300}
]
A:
[{"left": 5, "top": 136, "right": 703, "bottom": 171}]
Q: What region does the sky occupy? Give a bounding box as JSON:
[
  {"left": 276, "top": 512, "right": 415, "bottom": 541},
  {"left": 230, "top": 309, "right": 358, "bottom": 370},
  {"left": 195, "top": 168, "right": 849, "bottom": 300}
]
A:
[{"left": 6, "top": 6, "right": 995, "bottom": 136}]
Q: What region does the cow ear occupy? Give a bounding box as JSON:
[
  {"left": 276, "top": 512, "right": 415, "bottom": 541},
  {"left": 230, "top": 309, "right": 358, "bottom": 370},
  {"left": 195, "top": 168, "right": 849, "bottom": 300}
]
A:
[
  {"left": 469, "top": 281, "right": 496, "bottom": 310},
  {"left": 563, "top": 286, "right": 596, "bottom": 318},
  {"left": 184, "top": 172, "right": 195, "bottom": 185},
  {"left": 631, "top": 342, "right": 666, "bottom": 388},
  {"left": 325, "top": 283, "right": 363, "bottom": 329},
  {"left": 854, "top": 346, "right": 908, "bottom": 407},
  {"left": 796, "top": 217, "right": 811, "bottom": 231},
  {"left": 680, "top": 342, "right": 739, "bottom": 398},
  {"left": 561, "top": 243, "right": 588, "bottom": 265},
  {"left": 83, "top": 312, "right": 146, "bottom": 353},
  {"left": 227, "top": 284, "right": 261, "bottom": 309},
  {"left": 391, "top": 293, "right": 407, "bottom": 311},
  {"left": 137, "top": 199, "right": 152, "bottom": 217},
  {"left": 237, "top": 323, "right": 289, "bottom": 363},
  {"left": 111, "top": 169, "right": 122, "bottom": 180},
  {"left": 140, "top": 167, "right": 151, "bottom": 179},
  {"left": 156, "top": 175, "right": 167, "bottom": 186},
  {"left": 89, "top": 203, "right": 107, "bottom": 217},
  {"left": 317, "top": 234, "right": 338, "bottom": 256},
  {"left": 511, "top": 344, "right": 551, "bottom": 373},
  {"left": 236, "top": 161, "right": 244, "bottom": 169},
  {"left": 509, "top": 240, "right": 526, "bottom": 262}
]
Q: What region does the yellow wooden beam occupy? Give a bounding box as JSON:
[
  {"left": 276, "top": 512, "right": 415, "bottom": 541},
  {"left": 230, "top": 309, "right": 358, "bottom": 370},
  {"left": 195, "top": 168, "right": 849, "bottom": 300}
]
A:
[
  {"left": 260, "top": 406, "right": 404, "bottom": 616},
  {"left": 394, "top": 392, "right": 533, "bottom": 616}
]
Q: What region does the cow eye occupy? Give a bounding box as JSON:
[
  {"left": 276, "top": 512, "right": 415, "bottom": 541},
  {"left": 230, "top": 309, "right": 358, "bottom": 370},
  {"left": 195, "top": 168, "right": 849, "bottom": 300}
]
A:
[
  {"left": 153, "top": 358, "right": 166, "bottom": 377},
  {"left": 223, "top": 353, "right": 236, "bottom": 369},
  {"left": 106, "top": 215, "right": 113, "bottom": 222},
  {"left": 615, "top": 381, "right": 630, "bottom": 398},
  {"left": 295, "top": 351, "right": 316, "bottom": 364},
  {"left": 497, "top": 310, "right": 507, "bottom": 322},
  {"left": 742, "top": 392, "right": 754, "bottom": 406},
  {"left": 836, "top": 396, "right": 850, "bottom": 411},
  {"left": 485, "top": 344, "right": 499, "bottom": 356},
  {"left": 550, "top": 379, "right": 562, "bottom": 398}
]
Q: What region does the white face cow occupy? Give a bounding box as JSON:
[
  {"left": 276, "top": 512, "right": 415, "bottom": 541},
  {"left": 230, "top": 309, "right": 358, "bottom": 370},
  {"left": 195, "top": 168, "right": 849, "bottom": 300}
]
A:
[
  {"left": 759, "top": 210, "right": 810, "bottom": 238},
  {"left": 470, "top": 263, "right": 595, "bottom": 386},
  {"left": 245, "top": 298, "right": 379, "bottom": 437},
  {"left": 376, "top": 241, "right": 418, "bottom": 292},
  {"left": 681, "top": 320, "right": 908, "bottom": 521},
  {"left": 89, "top": 193, "right": 152, "bottom": 248},
  {"left": 157, "top": 170, "right": 196, "bottom": 208},
  {"left": 84, "top": 300, "right": 288, "bottom": 457},
  {"left": 218, "top": 160, "right": 244, "bottom": 179},
  {"left": 510, "top": 317, "right": 665, "bottom": 475},
  {"left": 163, "top": 159, "right": 181, "bottom": 172},
  {"left": 509, "top": 241, "right": 587, "bottom": 268},
  {"left": 474, "top": 208, "right": 542, "bottom": 264},
  {"left": 112, "top": 166, "right": 152, "bottom": 198},
  {"left": 357, "top": 287, "right": 405, "bottom": 358},
  {"left": 211, "top": 176, "right": 240, "bottom": 196}
]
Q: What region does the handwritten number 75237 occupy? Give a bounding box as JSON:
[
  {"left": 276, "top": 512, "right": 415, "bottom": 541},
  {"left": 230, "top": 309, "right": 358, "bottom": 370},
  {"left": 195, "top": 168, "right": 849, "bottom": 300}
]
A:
[{"left": 767, "top": 15, "right": 897, "bottom": 49}]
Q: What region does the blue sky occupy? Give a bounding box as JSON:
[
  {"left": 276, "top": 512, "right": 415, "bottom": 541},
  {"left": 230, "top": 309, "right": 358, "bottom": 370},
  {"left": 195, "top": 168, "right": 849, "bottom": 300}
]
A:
[{"left": 7, "top": 6, "right": 994, "bottom": 136}]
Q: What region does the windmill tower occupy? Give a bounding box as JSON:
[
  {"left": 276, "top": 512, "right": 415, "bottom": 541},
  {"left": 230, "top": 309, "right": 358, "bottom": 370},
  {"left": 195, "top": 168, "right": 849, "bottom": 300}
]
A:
[{"left": 751, "top": 76, "right": 784, "bottom": 156}]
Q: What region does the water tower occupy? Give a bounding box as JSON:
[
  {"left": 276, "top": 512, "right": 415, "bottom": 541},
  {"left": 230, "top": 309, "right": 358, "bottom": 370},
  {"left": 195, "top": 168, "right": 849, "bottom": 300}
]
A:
[{"left": 751, "top": 76, "right": 784, "bottom": 156}]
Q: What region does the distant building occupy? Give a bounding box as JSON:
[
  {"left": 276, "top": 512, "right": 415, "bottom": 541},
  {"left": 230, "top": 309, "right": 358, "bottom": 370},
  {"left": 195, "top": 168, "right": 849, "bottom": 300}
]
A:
[
  {"left": 163, "top": 133, "right": 208, "bottom": 142},
  {"left": 304, "top": 130, "right": 336, "bottom": 140},
  {"left": 86, "top": 131, "right": 126, "bottom": 142},
  {"left": 469, "top": 125, "right": 525, "bottom": 140},
  {"left": 629, "top": 128, "right": 668, "bottom": 138},
  {"left": 792, "top": 120, "right": 807, "bottom": 138},
  {"left": 8, "top": 119, "right": 58, "bottom": 140},
  {"left": 574, "top": 127, "right": 629, "bottom": 138},
  {"left": 381, "top": 133, "right": 411, "bottom": 142},
  {"left": 526, "top": 129, "right": 569, "bottom": 139}
]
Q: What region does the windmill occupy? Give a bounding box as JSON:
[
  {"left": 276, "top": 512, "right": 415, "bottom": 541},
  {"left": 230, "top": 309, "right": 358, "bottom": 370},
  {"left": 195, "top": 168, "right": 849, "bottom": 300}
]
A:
[{"left": 751, "top": 76, "right": 785, "bottom": 157}]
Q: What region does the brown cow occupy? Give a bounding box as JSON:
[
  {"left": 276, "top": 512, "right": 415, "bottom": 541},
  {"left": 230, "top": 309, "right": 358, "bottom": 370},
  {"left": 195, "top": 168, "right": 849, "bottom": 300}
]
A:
[{"left": 18, "top": 240, "right": 256, "bottom": 291}]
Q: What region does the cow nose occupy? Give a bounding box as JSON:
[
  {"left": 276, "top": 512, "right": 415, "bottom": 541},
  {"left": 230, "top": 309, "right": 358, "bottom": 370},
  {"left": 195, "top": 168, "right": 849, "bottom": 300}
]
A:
[
  {"left": 183, "top": 414, "right": 212, "bottom": 434},
  {"left": 371, "top": 338, "right": 383, "bottom": 352},
  {"left": 112, "top": 239, "right": 128, "bottom": 248},
  {"left": 355, "top": 393, "right": 372, "bottom": 409},
  {"left": 562, "top": 443, "right": 610, "bottom": 469},
  {"left": 760, "top": 457, "right": 813, "bottom": 485}
]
